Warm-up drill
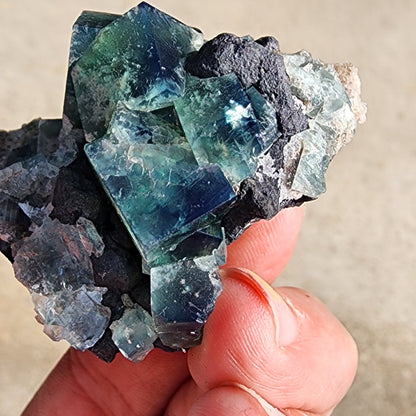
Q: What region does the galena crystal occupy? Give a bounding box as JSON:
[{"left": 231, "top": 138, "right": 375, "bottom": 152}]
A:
[{"left": 0, "top": 2, "right": 365, "bottom": 361}]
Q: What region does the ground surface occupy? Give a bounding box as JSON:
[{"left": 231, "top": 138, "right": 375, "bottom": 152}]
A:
[{"left": 0, "top": 1, "right": 414, "bottom": 415}]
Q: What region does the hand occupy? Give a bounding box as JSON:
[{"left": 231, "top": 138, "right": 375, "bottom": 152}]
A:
[{"left": 22, "top": 207, "right": 357, "bottom": 416}]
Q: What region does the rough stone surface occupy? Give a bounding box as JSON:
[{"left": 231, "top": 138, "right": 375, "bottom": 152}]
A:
[{"left": 185, "top": 33, "right": 308, "bottom": 138}]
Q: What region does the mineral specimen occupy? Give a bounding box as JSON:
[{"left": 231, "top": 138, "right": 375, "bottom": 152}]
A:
[{"left": 0, "top": 2, "right": 365, "bottom": 361}]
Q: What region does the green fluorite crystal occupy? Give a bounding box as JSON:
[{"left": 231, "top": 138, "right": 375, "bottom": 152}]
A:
[
  {"left": 282, "top": 51, "right": 357, "bottom": 199},
  {"left": 72, "top": 2, "right": 204, "bottom": 139},
  {"left": 64, "top": 11, "right": 119, "bottom": 127},
  {"left": 68, "top": 11, "right": 120, "bottom": 68},
  {"left": 0, "top": 1, "right": 364, "bottom": 362},
  {"left": 174, "top": 74, "right": 271, "bottom": 186}
]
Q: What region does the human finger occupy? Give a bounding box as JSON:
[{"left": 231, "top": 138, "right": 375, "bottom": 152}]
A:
[
  {"left": 225, "top": 207, "right": 304, "bottom": 283},
  {"left": 22, "top": 348, "right": 189, "bottom": 416},
  {"left": 187, "top": 268, "right": 358, "bottom": 415},
  {"left": 165, "top": 380, "right": 284, "bottom": 416},
  {"left": 187, "top": 386, "right": 271, "bottom": 416}
]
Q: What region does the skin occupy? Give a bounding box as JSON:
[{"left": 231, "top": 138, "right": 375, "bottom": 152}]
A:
[{"left": 22, "top": 207, "right": 358, "bottom": 416}]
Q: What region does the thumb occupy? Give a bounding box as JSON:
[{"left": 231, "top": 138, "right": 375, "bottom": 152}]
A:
[{"left": 184, "top": 268, "right": 357, "bottom": 415}]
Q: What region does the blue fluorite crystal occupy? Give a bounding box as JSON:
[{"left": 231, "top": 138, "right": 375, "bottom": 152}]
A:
[
  {"left": 110, "top": 296, "right": 157, "bottom": 362},
  {"left": 85, "top": 103, "right": 235, "bottom": 266},
  {"left": 72, "top": 2, "right": 204, "bottom": 139},
  {"left": 0, "top": 154, "right": 58, "bottom": 204},
  {"left": 174, "top": 74, "right": 269, "bottom": 186},
  {"left": 151, "top": 255, "right": 223, "bottom": 348},
  {"left": 140, "top": 223, "right": 225, "bottom": 275},
  {"left": 13, "top": 217, "right": 104, "bottom": 294},
  {"left": 32, "top": 285, "right": 110, "bottom": 351},
  {"left": 246, "top": 86, "right": 280, "bottom": 150}
]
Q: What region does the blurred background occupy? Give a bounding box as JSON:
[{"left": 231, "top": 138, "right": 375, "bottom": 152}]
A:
[{"left": 0, "top": 0, "right": 414, "bottom": 414}]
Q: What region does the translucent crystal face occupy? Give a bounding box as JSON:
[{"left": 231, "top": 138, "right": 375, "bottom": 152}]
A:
[
  {"left": 32, "top": 285, "right": 110, "bottom": 351},
  {"left": 282, "top": 51, "right": 357, "bottom": 199},
  {"left": 174, "top": 73, "right": 263, "bottom": 186},
  {"left": 110, "top": 301, "right": 157, "bottom": 362},
  {"left": 84, "top": 104, "right": 235, "bottom": 266},
  {"left": 13, "top": 217, "right": 104, "bottom": 294},
  {"left": 150, "top": 257, "right": 223, "bottom": 348}
]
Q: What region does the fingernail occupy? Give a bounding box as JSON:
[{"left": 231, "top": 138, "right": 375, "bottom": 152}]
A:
[{"left": 220, "top": 268, "right": 299, "bottom": 347}]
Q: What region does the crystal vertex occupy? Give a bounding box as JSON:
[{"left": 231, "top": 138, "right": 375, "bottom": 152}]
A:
[{"left": 0, "top": 2, "right": 365, "bottom": 362}]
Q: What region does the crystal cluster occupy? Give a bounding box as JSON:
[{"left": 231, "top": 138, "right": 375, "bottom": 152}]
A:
[{"left": 0, "top": 2, "right": 365, "bottom": 362}]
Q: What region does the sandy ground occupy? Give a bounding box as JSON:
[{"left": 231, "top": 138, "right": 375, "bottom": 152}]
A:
[{"left": 0, "top": 0, "right": 414, "bottom": 415}]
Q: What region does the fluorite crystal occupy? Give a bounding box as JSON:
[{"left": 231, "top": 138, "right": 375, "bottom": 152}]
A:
[
  {"left": 0, "top": 2, "right": 365, "bottom": 361},
  {"left": 32, "top": 285, "right": 110, "bottom": 351},
  {"left": 174, "top": 73, "right": 269, "bottom": 186},
  {"left": 85, "top": 103, "right": 235, "bottom": 266},
  {"left": 280, "top": 51, "right": 357, "bottom": 199},
  {"left": 151, "top": 256, "right": 222, "bottom": 349},
  {"left": 13, "top": 217, "right": 104, "bottom": 294},
  {"left": 72, "top": 2, "right": 204, "bottom": 139},
  {"left": 110, "top": 295, "right": 157, "bottom": 362}
]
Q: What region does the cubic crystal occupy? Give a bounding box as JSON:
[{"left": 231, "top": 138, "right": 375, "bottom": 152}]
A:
[
  {"left": 85, "top": 103, "right": 235, "bottom": 265},
  {"left": 282, "top": 51, "right": 357, "bottom": 199},
  {"left": 13, "top": 217, "right": 104, "bottom": 294},
  {"left": 72, "top": 2, "right": 204, "bottom": 139},
  {"left": 174, "top": 74, "right": 271, "bottom": 186},
  {"left": 110, "top": 297, "right": 156, "bottom": 362},
  {"left": 151, "top": 255, "right": 223, "bottom": 348},
  {"left": 32, "top": 285, "right": 111, "bottom": 351}
]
